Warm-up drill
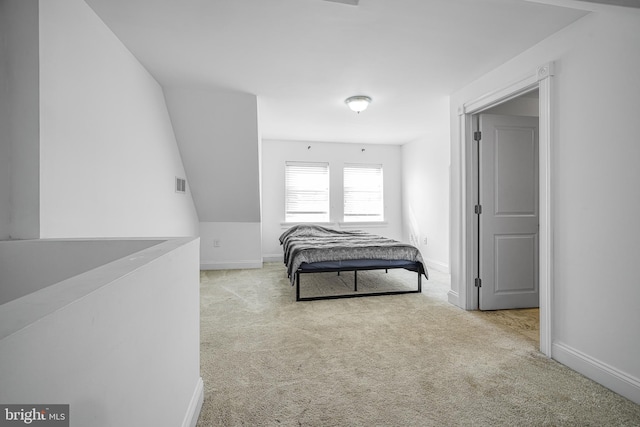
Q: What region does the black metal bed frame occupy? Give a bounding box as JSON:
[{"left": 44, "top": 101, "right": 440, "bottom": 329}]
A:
[{"left": 295, "top": 265, "right": 422, "bottom": 301}]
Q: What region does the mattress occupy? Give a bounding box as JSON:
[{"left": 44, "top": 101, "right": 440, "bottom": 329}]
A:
[{"left": 280, "top": 224, "right": 428, "bottom": 284}]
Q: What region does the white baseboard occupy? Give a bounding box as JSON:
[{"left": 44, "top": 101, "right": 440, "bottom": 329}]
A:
[
  {"left": 262, "top": 253, "right": 284, "bottom": 263},
  {"left": 425, "top": 258, "right": 449, "bottom": 273},
  {"left": 182, "top": 377, "right": 204, "bottom": 427},
  {"left": 200, "top": 260, "right": 263, "bottom": 270},
  {"left": 447, "top": 290, "right": 460, "bottom": 307},
  {"left": 552, "top": 342, "right": 640, "bottom": 405}
]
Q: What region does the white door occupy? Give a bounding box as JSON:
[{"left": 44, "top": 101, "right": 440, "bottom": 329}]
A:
[{"left": 477, "top": 114, "right": 539, "bottom": 310}]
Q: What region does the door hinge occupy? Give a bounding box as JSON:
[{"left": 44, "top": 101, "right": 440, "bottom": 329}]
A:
[
  {"left": 473, "top": 131, "right": 482, "bottom": 141},
  {"left": 474, "top": 204, "right": 482, "bottom": 215},
  {"left": 475, "top": 278, "right": 482, "bottom": 288}
]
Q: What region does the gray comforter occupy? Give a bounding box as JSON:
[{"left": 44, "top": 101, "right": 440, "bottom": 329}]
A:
[{"left": 279, "top": 224, "right": 427, "bottom": 284}]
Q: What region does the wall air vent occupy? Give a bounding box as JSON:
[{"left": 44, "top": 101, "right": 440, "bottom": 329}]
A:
[{"left": 175, "top": 177, "right": 186, "bottom": 194}]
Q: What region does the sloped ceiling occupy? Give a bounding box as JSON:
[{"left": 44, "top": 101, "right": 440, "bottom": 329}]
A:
[
  {"left": 163, "top": 88, "right": 261, "bottom": 223},
  {"left": 84, "top": 0, "right": 591, "bottom": 144}
]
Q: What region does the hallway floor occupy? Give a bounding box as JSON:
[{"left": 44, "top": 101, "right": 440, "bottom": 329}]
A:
[{"left": 476, "top": 308, "right": 540, "bottom": 344}]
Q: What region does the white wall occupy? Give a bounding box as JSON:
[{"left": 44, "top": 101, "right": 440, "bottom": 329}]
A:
[
  {"left": 199, "top": 222, "right": 262, "bottom": 269},
  {"left": 0, "top": 238, "right": 202, "bottom": 427},
  {"left": 449, "top": 10, "right": 640, "bottom": 403},
  {"left": 262, "top": 139, "right": 403, "bottom": 261},
  {"left": 483, "top": 92, "right": 539, "bottom": 117},
  {"left": 164, "top": 87, "right": 262, "bottom": 268},
  {"left": 37, "top": 0, "right": 199, "bottom": 238},
  {"left": 401, "top": 96, "right": 450, "bottom": 272},
  {"left": 0, "top": 1, "right": 11, "bottom": 240},
  {"left": 0, "top": 0, "right": 40, "bottom": 239}
]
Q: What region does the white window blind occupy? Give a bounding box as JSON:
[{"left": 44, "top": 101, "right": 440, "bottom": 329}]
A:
[
  {"left": 285, "top": 161, "right": 330, "bottom": 222},
  {"left": 343, "top": 163, "right": 384, "bottom": 222}
]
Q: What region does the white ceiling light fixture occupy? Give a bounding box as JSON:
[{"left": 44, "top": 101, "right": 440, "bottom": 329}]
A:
[
  {"left": 345, "top": 95, "right": 372, "bottom": 114},
  {"left": 321, "top": 0, "right": 360, "bottom": 5}
]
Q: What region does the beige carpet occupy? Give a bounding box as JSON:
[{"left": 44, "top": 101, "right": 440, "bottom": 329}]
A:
[
  {"left": 197, "top": 263, "right": 640, "bottom": 426},
  {"left": 476, "top": 308, "right": 540, "bottom": 343}
]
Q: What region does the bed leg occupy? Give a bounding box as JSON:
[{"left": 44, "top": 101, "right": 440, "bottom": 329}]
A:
[
  {"left": 354, "top": 270, "right": 358, "bottom": 292},
  {"left": 418, "top": 272, "right": 422, "bottom": 293},
  {"left": 296, "top": 272, "right": 301, "bottom": 301}
]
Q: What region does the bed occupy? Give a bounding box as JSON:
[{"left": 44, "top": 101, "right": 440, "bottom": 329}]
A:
[{"left": 279, "top": 224, "right": 428, "bottom": 301}]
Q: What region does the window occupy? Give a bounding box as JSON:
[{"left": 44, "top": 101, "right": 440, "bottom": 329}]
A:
[
  {"left": 285, "top": 161, "right": 330, "bottom": 222},
  {"left": 343, "top": 163, "right": 384, "bottom": 222}
]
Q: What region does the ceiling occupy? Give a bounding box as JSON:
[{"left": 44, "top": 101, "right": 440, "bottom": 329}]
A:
[{"left": 84, "top": 0, "right": 593, "bottom": 144}]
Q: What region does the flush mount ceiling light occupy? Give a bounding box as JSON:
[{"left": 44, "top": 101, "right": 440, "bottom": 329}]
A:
[
  {"left": 321, "top": 0, "right": 360, "bottom": 5},
  {"left": 345, "top": 95, "right": 372, "bottom": 114}
]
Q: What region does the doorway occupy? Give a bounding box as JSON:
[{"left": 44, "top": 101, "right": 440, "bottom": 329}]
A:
[{"left": 458, "top": 63, "right": 554, "bottom": 356}]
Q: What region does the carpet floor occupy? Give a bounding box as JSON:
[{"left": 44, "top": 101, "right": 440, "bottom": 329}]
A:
[{"left": 197, "top": 263, "right": 640, "bottom": 426}]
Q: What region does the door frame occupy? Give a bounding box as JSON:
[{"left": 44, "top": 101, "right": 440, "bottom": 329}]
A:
[{"left": 457, "top": 63, "right": 554, "bottom": 356}]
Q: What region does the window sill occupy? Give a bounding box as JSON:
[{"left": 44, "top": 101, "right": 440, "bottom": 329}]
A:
[
  {"left": 338, "top": 221, "right": 388, "bottom": 228},
  {"left": 280, "top": 222, "right": 337, "bottom": 229},
  {"left": 279, "top": 221, "right": 389, "bottom": 229}
]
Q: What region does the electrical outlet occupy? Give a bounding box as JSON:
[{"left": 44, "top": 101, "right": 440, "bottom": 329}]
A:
[{"left": 213, "top": 239, "right": 220, "bottom": 248}]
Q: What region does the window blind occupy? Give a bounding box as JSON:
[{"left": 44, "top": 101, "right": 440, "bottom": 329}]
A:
[
  {"left": 285, "top": 161, "right": 330, "bottom": 222},
  {"left": 343, "top": 164, "right": 384, "bottom": 222}
]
